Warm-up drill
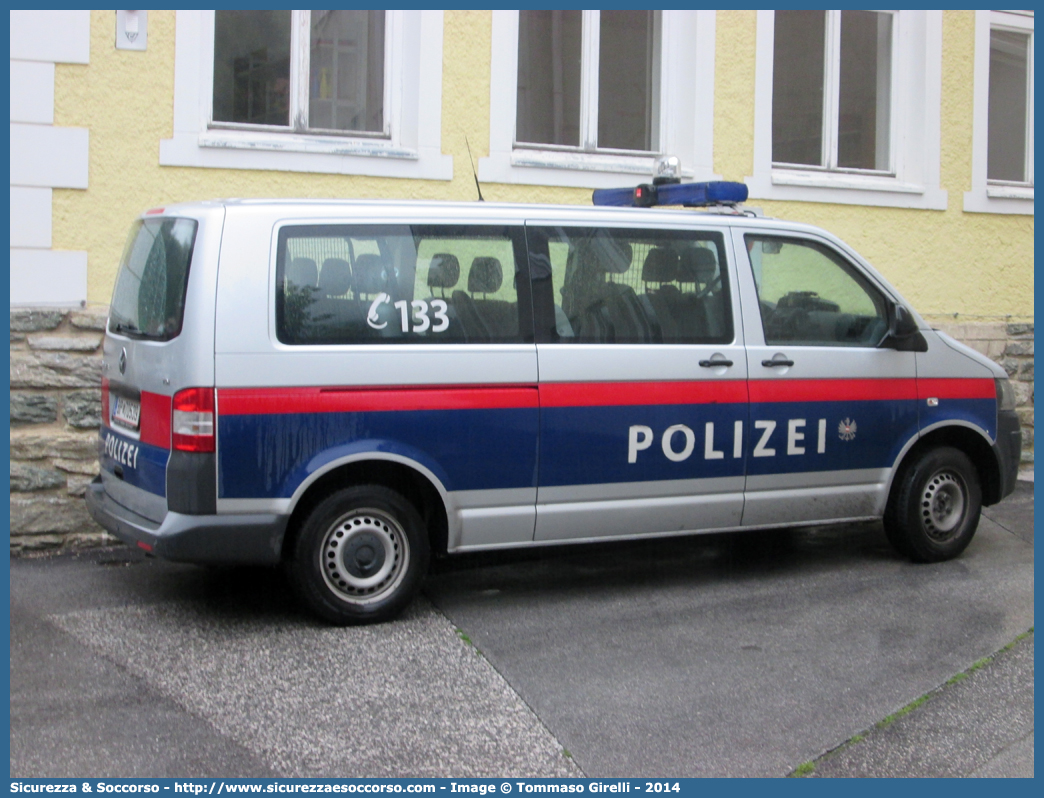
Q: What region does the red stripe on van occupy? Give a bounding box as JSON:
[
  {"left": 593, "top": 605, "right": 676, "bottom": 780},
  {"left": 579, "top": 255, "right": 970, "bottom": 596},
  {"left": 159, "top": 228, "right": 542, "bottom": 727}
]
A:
[
  {"left": 540, "top": 380, "right": 748, "bottom": 408},
  {"left": 139, "top": 391, "right": 172, "bottom": 448},
  {"left": 748, "top": 378, "right": 919, "bottom": 404},
  {"left": 747, "top": 378, "right": 995, "bottom": 404},
  {"left": 918, "top": 378, "right": 996, "bottom": 400},
  {"left": 218, "top": 385, "right": 540, "bottom": 416}
]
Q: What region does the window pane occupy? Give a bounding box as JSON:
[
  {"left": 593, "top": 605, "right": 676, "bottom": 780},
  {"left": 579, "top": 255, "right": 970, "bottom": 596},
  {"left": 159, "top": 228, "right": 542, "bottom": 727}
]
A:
[
  {"left": 745, "top": 236, "right": 887, "bottom": 347},
  {"left": 598, "top": 11, "right": 659, "bottom": 152},
  {"left": 772, "top": 11, "right": 825, "bottom": 166},
  {"left": 838, "top": 11, "right": 892, "bottom": 170},
  {"left": 277, "top": 225, "right": 526, "bottom": 345},
  {"left": 530, "top": 227, "right": 732, "bottom": 345},
  {"left": 516, "top": 10, "right": 581, "bottom": 146},
  {"left": 309, "top": 10, "right": 385, "bottom": 133},
  {"left": 213, "top": 11, "right": 291, "bottom": 126},
  {"left": 988, "top": 29, "right": 1029, "bottom": 182}
]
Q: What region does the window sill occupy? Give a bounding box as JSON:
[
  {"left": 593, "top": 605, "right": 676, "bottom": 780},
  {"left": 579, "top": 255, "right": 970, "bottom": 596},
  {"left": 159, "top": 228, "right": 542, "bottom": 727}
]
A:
[
  {"left": 159, "top": 129, "right": 452, "bottom": 180},
  {"left": 198, "top": 129, "right": 414, "bottom": 160},
  {"left": 745, "top": 167, "right": 948, "bottom": 210},
  {"left": 479, "top": 147, "right": 708, "bottom": 190},
  {"left": 963, "top": 185, "right": 1034, "bottom": 215},
  {"left": 986, "top": 184, "right": 1033, "bottom": 201}
]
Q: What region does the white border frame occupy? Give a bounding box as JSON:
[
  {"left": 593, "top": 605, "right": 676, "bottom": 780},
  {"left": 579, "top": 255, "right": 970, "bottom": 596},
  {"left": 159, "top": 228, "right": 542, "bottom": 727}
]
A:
[
  {"left": 963, "top": 10, "right": 1034, "bottom": 215},
  {"left": 747, "top": 9, "right": 947, "bottom": 210},
  {"left": 159, "top": 10, "right": 452, "bottom": 180},
  {"left": 479, "top": 10, "right": 717, "bottom": 189}
]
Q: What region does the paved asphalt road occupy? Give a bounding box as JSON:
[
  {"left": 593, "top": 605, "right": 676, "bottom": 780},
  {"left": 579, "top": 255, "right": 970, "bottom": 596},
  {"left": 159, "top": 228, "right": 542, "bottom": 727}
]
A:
[{"left": 10, "top": 481, "right": 1033, "bottom": 778}]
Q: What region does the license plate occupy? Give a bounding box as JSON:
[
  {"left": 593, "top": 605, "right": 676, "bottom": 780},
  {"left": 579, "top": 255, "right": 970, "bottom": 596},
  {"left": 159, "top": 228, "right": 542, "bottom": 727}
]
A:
[{"left": 111, "top": 395, "right": 141, "bottom": 431}]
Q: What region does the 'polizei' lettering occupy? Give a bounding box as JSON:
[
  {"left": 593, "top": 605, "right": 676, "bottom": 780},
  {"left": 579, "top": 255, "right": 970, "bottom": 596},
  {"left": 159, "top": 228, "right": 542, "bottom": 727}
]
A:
[
  {"left": 628, "top": 419, "right": 827, "bottom": 463},
  {"left": 103, "top": 432, "right": 140, "bottom": 469}
]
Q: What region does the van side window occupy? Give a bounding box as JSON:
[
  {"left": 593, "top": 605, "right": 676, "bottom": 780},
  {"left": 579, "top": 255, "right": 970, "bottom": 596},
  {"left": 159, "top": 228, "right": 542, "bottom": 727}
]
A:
[
  {"left": 526, "top": 227, "right": 733, "bottom": 344},
  {"left": 276, "top": 225, "right": 529, "bottom": 345},
  {"left": 745, "top": 235, "right": 888, "bottom": 347}
]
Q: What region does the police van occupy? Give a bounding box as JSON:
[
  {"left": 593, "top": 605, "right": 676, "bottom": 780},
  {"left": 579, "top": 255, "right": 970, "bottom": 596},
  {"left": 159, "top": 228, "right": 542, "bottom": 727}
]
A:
[{"left": 86, "top": 174, "right": 1021, "bottom": 624}]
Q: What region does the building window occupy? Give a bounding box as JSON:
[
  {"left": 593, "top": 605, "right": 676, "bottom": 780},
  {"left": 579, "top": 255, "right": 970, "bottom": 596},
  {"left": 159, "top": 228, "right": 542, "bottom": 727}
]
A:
[
  {"left": 159, "top": 10, "right": 451, "bottom": 180},
  {"left": 515, "top": 10, "right": 660, "bottom": 153},
  {"left": 482, "top": 10, "right": 716, "bottom": 189},
  {"left": 748, "top": 10, "right": 946, "bottom": 210},
  {"left": 772, "top": 10, "right": 893, "bottom": 173},
  {"left": 212, "top": 10, "right": 385, "bottom": 136},
  {"left": 987, "top": 26, "right": 1032, "bottom": 185},
  {"left": 964, "top": 10, "right": 1033, "bottom": 213}
]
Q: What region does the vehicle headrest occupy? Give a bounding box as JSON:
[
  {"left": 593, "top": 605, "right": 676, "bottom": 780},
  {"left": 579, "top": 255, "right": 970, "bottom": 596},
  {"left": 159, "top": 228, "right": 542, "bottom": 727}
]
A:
[
  {"left": 596, "top": 239, "right": 632, "bottom": 273},
  {"left": 469, "top": 257, "right": 503, "bottom": 294},
  {"left": 286, "top": 257, "right": 318, "bottom": 289},
  {"left": 642, "top": 248, "right": 678, "bottom": 283},
  {"left": 319, "top": 257, "right": 353, "bottom": 297},
  {"left": 678, "top": 247, "right": 718, "bottom": 284},
  {"left": 353, "top": 253, "right": 389, "bottom": 296},
  {"left": 427, "top": 253, "right": 460, "bottom": 290}
]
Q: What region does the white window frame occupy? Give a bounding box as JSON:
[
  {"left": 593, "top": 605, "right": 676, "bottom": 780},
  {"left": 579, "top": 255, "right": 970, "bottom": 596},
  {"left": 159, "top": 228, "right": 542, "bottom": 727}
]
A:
[
  {"left": 747, "top": 9, "right": 947, "bottom": 210},
  {"left": 964, "top": 10, "right": 1033, "bottom": 215},
  {"left": 159, "top": 10, "right": 451, "bottom": 180},
  {"left": 208, "top": 10, "right": 389, "bottom": 139},
  {"left": 771, "top": 10, "right": 897, "bottom": 176},
  {"left": 479, "top": 10, "right": 717, "bottom": 189}
]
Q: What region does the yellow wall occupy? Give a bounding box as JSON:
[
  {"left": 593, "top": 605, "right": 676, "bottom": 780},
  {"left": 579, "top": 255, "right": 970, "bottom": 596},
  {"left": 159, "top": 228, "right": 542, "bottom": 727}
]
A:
[{"left": 53, "top": 10, "right": 1032, "bottom": 320}]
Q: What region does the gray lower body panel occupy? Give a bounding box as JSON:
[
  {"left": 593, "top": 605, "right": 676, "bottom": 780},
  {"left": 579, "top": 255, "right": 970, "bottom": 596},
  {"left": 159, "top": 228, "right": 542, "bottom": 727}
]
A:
[{"left": 86, "top": 477, "right": 287, "bottom": 565}]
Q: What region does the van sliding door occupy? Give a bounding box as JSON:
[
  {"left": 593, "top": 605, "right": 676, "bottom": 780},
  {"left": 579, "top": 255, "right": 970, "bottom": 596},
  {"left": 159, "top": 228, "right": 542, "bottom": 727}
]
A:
[{"left": 526, "top": 223, "right": 748, "bottom": 543}]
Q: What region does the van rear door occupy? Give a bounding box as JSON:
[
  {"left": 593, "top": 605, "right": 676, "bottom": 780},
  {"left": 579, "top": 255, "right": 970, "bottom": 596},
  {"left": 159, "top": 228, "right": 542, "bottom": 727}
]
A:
[{"left": 99, "top": 215, "right": 203, "bottom": 524}]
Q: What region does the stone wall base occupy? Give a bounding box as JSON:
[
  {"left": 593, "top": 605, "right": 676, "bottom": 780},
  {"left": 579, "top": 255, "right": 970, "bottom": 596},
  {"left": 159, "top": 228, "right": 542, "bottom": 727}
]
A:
[
  {"left": 930, "top": 321, "right": 1034, "bottom": 464},
  {"left": 9, "top": 310, "right": 1034, "bottom": 552}
]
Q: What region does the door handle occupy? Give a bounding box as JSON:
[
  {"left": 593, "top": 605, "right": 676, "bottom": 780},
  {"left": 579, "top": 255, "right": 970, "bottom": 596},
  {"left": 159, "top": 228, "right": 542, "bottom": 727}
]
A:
[
  {"left": 761, "top": 358, "right": 794, "bottom": 368},
  {"left": 699, "top": 358, "right": 734, "bottom": 368}
]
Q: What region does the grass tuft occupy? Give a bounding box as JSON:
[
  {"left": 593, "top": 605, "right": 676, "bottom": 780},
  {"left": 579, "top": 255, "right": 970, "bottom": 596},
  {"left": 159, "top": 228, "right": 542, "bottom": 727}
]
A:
[{"left": 789, "top": 761, "right": 815, "bottom": 778}]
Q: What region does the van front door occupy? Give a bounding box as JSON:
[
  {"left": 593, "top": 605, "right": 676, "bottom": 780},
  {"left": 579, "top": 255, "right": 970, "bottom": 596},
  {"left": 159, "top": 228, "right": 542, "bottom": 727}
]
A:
[
  {"left": 734, "top": 230, "right": 919, "bottom": 527},
  {"left": 527, "top": 223, "right": 748, "bottom": 543}
]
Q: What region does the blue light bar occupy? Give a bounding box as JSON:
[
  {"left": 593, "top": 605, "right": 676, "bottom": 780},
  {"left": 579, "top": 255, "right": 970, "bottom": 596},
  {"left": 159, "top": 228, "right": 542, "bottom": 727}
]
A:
[{"left": 592, "top": 180, "right": 749, "bottom": 208}]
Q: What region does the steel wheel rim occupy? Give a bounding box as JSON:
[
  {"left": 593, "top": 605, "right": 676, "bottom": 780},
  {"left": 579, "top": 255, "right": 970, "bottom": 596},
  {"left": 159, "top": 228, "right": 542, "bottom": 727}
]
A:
[
  {"left": 920, "top": 470, "right": 967, "bottom": 541},
  {"left": 320, "top": 508, "right": 409, "bottom": 604}
]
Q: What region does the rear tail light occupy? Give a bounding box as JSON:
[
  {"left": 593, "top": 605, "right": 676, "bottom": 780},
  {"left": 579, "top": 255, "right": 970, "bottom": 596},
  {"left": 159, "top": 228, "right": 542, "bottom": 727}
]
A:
[{"left": 172, "top": 387, "right": 215, "bottom": 452}]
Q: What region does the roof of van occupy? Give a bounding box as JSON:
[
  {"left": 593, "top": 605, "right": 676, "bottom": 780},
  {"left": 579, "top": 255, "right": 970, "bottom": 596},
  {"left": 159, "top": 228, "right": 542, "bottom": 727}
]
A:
[{"left": 145, "top": 197, "right": 824, "bottom": 232}]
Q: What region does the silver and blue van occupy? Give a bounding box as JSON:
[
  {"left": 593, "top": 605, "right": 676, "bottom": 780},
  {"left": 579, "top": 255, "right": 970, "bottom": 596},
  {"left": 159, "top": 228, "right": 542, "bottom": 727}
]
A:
[{"left": 86, "top": 182, "right": 1022, "bottom": 623}]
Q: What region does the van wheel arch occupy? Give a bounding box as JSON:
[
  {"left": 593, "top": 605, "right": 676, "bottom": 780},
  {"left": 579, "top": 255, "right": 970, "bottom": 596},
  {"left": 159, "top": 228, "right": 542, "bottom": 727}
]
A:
[
  {"left": 281, "top": 459, "right": 448, "bottom": 563},
  {"left": 892, "top": 425, "right": 1002, "bottom": 509}
]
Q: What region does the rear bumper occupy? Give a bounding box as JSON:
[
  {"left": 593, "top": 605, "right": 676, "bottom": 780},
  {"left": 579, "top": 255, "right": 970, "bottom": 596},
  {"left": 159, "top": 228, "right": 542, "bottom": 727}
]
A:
[
  {"left": 86, "top": 477, "right": 287, "bottom": 565},
  {"left": 993, "top": 408, "right": 1022, "bottom": 502}
]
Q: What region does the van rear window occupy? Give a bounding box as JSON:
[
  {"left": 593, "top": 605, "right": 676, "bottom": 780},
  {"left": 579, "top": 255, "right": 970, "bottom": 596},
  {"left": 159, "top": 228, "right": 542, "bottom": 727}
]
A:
[
  {"left": 276, "top": 224, "right": 529, "bottom": 345},
  {"left": 108, "top": 218, "right": 198, "bottom": 341}
]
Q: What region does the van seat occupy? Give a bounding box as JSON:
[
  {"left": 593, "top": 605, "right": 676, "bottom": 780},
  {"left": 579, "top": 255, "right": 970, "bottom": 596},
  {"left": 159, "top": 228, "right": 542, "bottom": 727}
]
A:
[
  {"left": 286, "top": 257, "right": 318, "bottom": 289},
  {"left": 319, "top": 257, "right": 353, "bottom": 297},
  {"left": 427, "top": 253, "right": 460, "bottom": 297},
  {"left": 640, "top": 248, "right": 682, "bottom": 341},
  {"left": 677, "top": 247, "right": 722, "bottom": 339},
  {"left": 452, "top": 257, "right": 517, "bottom": 342}
]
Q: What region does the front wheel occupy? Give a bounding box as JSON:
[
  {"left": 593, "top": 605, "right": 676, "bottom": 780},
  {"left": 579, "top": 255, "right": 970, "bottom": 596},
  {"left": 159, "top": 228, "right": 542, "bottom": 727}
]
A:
[
  {"left": 884, "top": 447, "right": 982, "bottom": 563},
  {"left": 289, "top": 485, "right": 429, "bottom": 624}
]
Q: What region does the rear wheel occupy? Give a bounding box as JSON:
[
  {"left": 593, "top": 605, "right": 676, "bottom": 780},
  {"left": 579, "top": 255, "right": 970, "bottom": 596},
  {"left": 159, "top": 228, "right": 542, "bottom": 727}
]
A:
[
  {"left": 884, "top": 447, "right": 981, "bottom": 562},
  {"left": 289, "top": 485, "right": 429, "bottom": 624}
]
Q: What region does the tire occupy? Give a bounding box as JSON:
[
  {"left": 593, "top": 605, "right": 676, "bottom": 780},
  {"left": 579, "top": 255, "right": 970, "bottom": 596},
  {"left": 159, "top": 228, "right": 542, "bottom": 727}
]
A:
[
  {"left": 884, "top": 447, "right": 982, "bottom": 563},
  {"left": 289, "top": 485, "right": 429, "bottom": 624}
]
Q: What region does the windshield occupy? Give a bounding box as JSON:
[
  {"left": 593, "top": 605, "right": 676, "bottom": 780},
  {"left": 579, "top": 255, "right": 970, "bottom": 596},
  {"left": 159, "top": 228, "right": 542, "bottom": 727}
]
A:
[{"left": 108, "top": 218, "right": 198, "bottom": 341}]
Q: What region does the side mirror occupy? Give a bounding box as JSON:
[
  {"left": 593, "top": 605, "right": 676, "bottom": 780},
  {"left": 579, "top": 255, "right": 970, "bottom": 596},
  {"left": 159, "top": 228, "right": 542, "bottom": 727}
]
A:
[{"left": 881, "top": 303, "right": 928, "bottom": 352}]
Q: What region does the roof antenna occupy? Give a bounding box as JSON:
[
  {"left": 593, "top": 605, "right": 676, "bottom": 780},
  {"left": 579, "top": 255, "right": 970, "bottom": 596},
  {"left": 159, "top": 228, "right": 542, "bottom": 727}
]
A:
[{"left": 465, "top": 136, "right": 484, "bottom": 202}]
